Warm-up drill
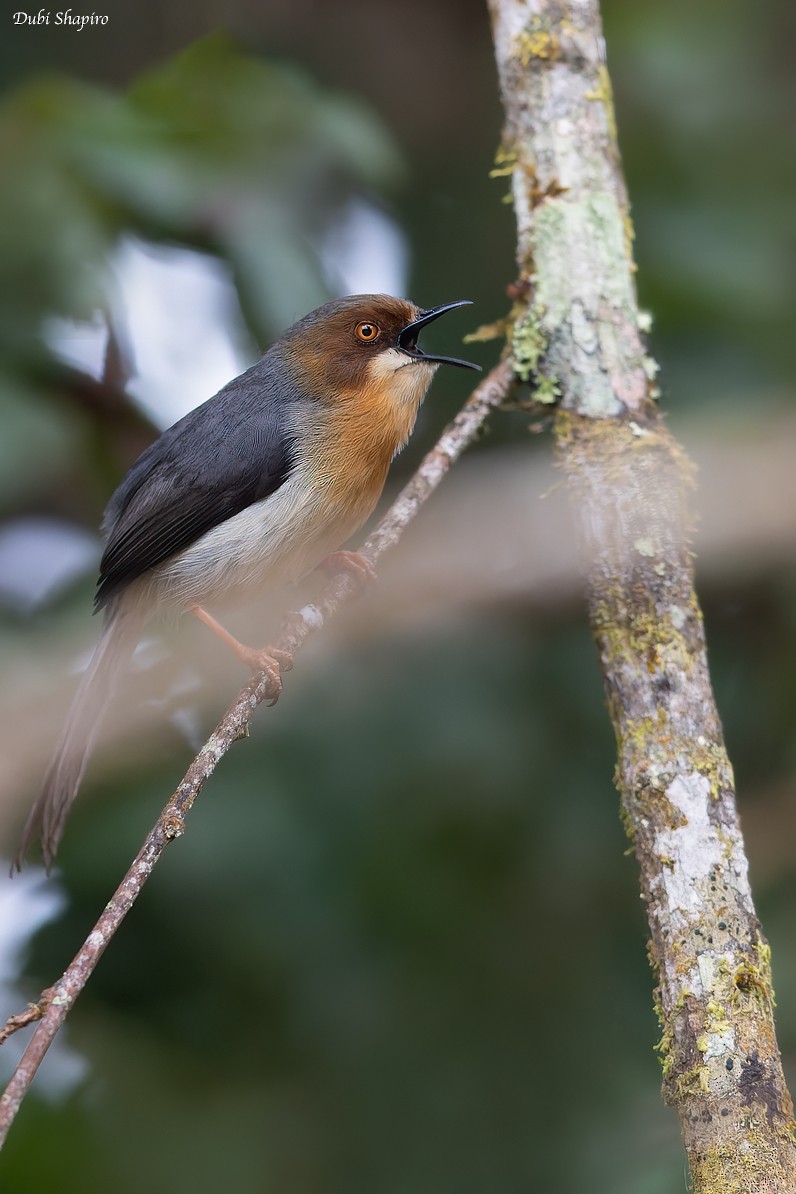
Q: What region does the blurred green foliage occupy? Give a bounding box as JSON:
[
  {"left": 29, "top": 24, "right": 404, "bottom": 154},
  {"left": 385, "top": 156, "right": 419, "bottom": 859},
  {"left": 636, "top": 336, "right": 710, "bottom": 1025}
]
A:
[
  {"left": 607, "top": 0, "right": 796, "bottom": 413},
  {"left": 0, "top": 32, "right": 402, "bottom": 522},
  {"left": 1, "top": 3, "right": 795, "bottom": 1193},
  {"left": 0, "top": 32, "right": 400, "bottom": 358}
]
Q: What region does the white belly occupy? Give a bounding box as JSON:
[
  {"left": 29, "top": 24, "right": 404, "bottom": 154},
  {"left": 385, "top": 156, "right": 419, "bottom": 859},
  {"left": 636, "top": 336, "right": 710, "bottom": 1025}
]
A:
[{"left": 139, "top": 462, "right": 366, "bottom": 612}]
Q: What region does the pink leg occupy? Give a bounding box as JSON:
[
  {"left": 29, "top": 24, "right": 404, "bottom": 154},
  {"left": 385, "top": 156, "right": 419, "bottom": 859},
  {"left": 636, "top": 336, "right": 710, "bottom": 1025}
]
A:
[{"left": 192, "top": 606, "right": 293, "bottom": 701}]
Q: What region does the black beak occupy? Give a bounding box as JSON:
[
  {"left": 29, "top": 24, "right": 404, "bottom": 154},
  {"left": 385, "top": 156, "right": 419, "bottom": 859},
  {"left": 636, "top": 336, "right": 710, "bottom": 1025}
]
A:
[{"left": 397, "top": 300, "right": 481, "bottom": 371}]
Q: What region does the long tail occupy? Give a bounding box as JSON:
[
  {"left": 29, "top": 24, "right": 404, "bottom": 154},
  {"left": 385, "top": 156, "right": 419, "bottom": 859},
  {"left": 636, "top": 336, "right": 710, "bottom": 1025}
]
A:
[{"left": 15, "top": 603, "right": 142, "bottom": 872}]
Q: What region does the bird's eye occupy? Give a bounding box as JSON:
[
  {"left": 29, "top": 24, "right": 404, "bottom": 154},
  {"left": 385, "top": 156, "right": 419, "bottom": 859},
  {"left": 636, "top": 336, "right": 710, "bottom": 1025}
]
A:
[{"left": 355, "top": 322, "right": 380, "bottom": 342}]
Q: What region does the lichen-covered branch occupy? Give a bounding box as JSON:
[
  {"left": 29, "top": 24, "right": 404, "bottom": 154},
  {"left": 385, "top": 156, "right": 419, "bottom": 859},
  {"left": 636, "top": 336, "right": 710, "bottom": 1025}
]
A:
[
  {"left": 488, "top": 0, "right": 796, "bottom": 1188},
  {"left": 0, "top": 359, "right": 515, "bottom": 1149}
]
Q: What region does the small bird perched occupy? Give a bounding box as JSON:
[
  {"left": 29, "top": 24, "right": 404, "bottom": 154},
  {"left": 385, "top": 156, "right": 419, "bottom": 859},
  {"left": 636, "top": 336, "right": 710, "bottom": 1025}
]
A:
[{"left": 16, "top": 294, "right": 478, "bottom": 870}]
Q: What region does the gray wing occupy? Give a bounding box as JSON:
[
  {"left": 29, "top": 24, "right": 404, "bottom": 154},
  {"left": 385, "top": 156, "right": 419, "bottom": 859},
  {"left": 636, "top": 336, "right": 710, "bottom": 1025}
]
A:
[{"left": 95, "top": 357, "right": 295, "bottom": 610}]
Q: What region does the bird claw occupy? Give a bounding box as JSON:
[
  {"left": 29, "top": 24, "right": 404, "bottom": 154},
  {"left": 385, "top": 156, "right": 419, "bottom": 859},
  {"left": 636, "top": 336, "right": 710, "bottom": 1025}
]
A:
[
  {"left": 236, "top": 645, "right": 294, "bottom": 703},
  {"left": 320, "top": 550, "right": 378, "bottom": 591}
]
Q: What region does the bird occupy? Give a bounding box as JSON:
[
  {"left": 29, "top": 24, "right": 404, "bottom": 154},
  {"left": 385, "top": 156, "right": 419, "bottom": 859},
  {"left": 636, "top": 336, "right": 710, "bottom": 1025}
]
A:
[{"left": 15, "top": 293, "right": 479, "bottom": 871}]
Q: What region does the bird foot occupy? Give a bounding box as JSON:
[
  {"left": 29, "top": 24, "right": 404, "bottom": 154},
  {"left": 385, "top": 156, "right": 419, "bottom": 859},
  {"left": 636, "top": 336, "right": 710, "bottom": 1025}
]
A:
[
  {"left": 234, "top": 645, "right": 294, "bottom": 705},
  {"left": 192, "top": 606, "right": 293, "bottom": 705},
  {"left": 319, "top": 550, "right": 378, "bottom": 591}
]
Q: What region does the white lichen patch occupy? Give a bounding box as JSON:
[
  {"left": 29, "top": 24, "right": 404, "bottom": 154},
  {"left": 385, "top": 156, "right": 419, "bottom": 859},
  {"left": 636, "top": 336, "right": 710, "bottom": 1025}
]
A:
[
  {"left": 298, "top": 603, "right": 325, "bottom": 631},
  {"left": 654, "top": 773, "right": 721, "bottom": 917},
  {"left": 697, "top": 952, "right": 718, "bottom": 991},
  {"left": 699, "top": 1029, "right": 736, "bottom": 1059},
  {"left": 634, "top": 537, "right": 656, "bottom": 557},
  {"left": 200, "top": 732, "right": 223, "bottom": 758},
  {"left": 670, "top": 605, "right": 687, "bottom": 630},
  {"left": 690, "top": 952, "right": 735, "bottom": 1001}
]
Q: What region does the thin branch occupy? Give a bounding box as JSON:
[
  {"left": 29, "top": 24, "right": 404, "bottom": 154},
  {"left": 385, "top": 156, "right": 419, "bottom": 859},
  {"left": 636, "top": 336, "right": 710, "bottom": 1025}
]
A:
[
  {"left": 0, "top": 995, "right": 54, "bottom": 1047},
  {"left": 488, "top": 1, "right": 796, "bottom": 1189},
  {"left": 0, "top": 358, "right": 515, "bottom": 1149}
]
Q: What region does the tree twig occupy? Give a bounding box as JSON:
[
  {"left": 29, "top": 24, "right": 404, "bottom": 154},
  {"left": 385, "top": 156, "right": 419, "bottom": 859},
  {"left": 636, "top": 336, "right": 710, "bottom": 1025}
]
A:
[
  {"left": 0, "top": 995, "right": 54, "bottom": 1047},
  {"left": 0, "top": 358, "right": 515, "bottom": 1149},
  {"left": 488, "top": 1, "right": 796, "bottom": 1188}
]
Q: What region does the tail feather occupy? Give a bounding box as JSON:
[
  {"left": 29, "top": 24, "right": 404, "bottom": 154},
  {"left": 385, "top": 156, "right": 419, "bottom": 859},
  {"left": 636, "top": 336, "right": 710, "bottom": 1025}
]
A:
[{"left": 15, "top": 605, "right": 141, "bottom": 872}]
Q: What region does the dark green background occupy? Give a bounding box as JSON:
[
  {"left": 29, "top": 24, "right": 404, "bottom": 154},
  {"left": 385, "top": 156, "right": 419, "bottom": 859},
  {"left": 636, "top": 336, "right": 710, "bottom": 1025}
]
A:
[{"left": 1, "top": 2, "right": 795, "bottom": 1191}]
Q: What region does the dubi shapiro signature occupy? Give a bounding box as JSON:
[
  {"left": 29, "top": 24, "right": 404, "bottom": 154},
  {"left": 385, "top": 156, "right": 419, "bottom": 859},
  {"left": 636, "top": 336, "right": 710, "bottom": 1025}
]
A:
[{"left": 13, "top": 10, "right": 109, "bottom": 29}]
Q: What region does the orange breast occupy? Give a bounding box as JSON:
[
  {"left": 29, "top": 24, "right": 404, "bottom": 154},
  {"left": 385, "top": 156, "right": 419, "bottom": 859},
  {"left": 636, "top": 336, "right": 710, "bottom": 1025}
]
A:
[{"left": 302, "top": 356, "right": 435, "bottom": 532}]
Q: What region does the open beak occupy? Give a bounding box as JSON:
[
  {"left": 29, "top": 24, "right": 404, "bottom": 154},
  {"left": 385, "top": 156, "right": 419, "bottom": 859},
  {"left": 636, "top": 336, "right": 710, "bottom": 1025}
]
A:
[{"left": 397, "top": 300, "right": 481, "bottom": 371}]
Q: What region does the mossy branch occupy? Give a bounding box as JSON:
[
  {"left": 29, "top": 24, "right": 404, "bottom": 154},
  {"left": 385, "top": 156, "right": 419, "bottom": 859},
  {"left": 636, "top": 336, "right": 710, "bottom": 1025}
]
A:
[{"left": 488, "top": 0, "right": 796, "bottom": 1188}]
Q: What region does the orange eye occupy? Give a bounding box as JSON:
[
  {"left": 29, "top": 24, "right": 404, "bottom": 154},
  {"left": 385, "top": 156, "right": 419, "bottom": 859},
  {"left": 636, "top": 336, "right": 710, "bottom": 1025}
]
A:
[{"left": 355, "top": 322, "right": 380, "bottom": 342}]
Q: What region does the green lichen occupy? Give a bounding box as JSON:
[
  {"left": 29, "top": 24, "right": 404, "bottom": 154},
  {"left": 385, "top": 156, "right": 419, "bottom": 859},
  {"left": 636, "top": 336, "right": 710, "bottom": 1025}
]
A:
[
  {"left": 618, "top": 796, "right": 637, "bottom": 846},
  {"left": 689, "top": 1123, "right": 796, "bottom": 1193},
  {"left": 705, "top": 999, "right": 732, "bottom": 1037},
  {"left": 514, "top": 20, "right": 560, "bottom": 65},
  {"left": 686, "top": 739, "right": 734, "bottom": 800},
  {"left": 733, "top": 937, "right": 776, "bottom": 1009},
  {"left": 584, "top": 63, "right": 618, "bottom": 143},
  {"left": 656, "top": 1002, "right": 712, "bottom": 1102},
  {"left": 554, "top": 406, "right": 663, "bottom": 475},
  {"left": 534, "top": 373, "right": 562, "bottom": 405},
  {"left": 653, "top": 995, "right": 675, "bottom": 1080},
  {"left": 623, "top": 210, "right": 637, "bottom": 270},
  {"left": 655, "top": 1031, "right": 675, "bottom": 1081},
  {"left": 489, "top": 143, "right": 518, "bottom": 206},
  {"left": 511, "top": 302, "right": 561, "bottom": 402},
  {"left": 463, "top": 317, "right": 511, "bottom": 345},
  {"left": 675, "top": 1064, "right": 711, "bottom": 1099},
  {"left": 511, "top": 306, "right": 545, "bottom": 382},
  {"left": 488, "top": 145, "right": 517, "bottom": 180}
]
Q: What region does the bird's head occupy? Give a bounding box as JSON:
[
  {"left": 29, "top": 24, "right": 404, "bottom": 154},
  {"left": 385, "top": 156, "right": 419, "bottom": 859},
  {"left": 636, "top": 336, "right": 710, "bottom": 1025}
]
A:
[{"left": 280, "top": 294, "right": 480, "bottom": 408}]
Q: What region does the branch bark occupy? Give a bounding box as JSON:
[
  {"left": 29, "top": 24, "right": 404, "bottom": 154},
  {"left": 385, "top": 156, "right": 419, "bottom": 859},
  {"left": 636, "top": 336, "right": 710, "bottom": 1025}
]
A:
[
  {"left": 0, "top": 359, "right": 515, "bottom": 1149},
  {"left": 488, "top": 0, "right": 796, "bottom": 1188}
]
